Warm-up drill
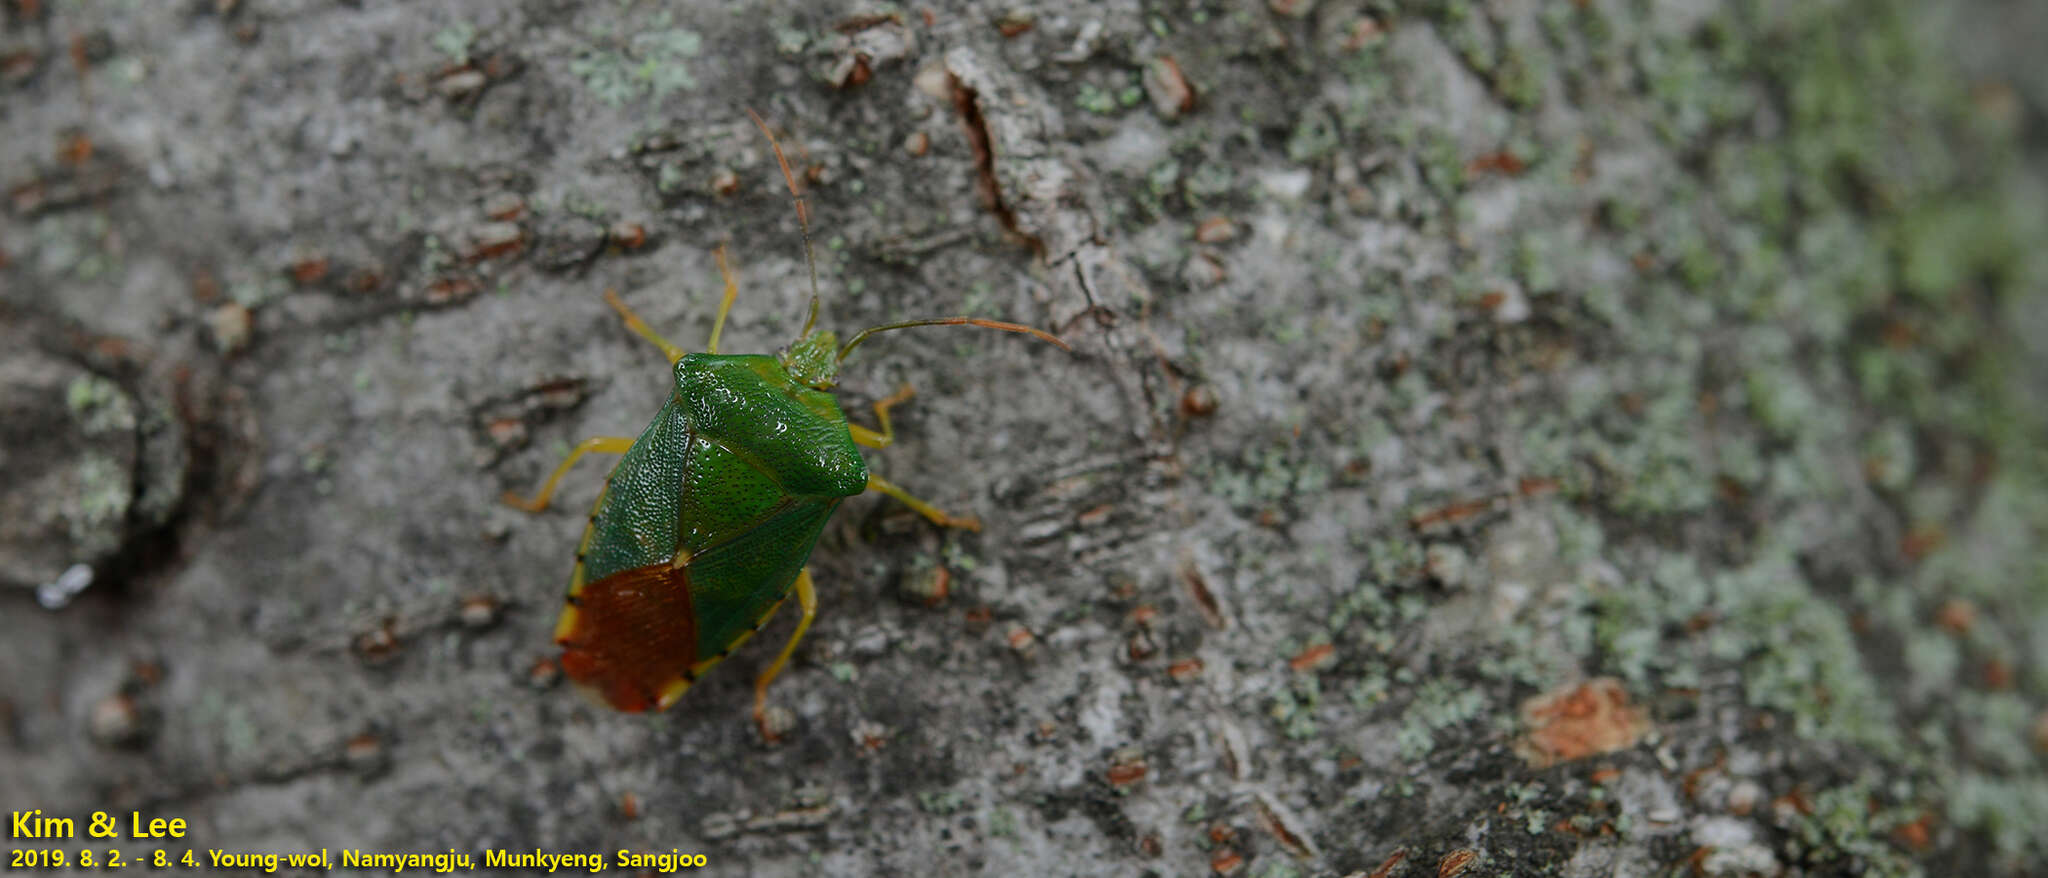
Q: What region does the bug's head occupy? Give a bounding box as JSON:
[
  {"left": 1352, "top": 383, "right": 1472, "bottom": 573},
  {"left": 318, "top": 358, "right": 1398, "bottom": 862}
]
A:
[
  {"left": 744, "top": 109, "right": 1072, "bottom": 389},
  {"left": 779, "top": 327, "right": 842, "bottom": 390}
]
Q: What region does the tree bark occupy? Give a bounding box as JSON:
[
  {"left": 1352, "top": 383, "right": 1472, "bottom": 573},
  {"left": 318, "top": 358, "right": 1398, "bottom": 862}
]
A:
[{"left": 3, "top": 1, "right": 2045, "bottom": 875}]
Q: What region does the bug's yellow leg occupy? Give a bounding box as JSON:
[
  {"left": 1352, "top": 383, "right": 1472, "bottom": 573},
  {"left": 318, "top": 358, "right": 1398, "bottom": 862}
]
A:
[
  {"left": 848, "top": 383, "right": 917, "bottom": 448},
  {"left": 603, "top": 289, "right": 686, "bottom": 364},
  {"left": 752, "top": 568, "right": 818, "bottom": 743},
  {"left": 706, "top": 244, "right": 739, "bottom": 355},
  {"left": 501, "top": 437, "right": 635, "bottom": 512},
  {"left": 866, "top": 473, "right": 982, "bottom": 532}
]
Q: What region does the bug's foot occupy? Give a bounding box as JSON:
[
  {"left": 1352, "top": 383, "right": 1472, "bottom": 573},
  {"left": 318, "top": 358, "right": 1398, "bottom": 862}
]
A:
[
  {"left": 501, "top": 491, "right": 550, "bottom": 513},
  {"left": 943, "top": 514, "right": 983, "bottom": 532},
  {"left": 879, "top": 382, "right": 916, "bottom": 407},
  {"left": 754, "top": 704, "right": 795, "bottom": 744}
]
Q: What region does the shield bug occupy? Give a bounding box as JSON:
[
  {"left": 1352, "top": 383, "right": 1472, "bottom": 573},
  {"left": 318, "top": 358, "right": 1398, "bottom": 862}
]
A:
[{"left": 503, "top": 111, "right": 1069, "bottom": 740}]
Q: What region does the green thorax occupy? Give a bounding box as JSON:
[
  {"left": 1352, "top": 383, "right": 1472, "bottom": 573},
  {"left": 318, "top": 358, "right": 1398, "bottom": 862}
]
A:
[{"left": 669, "top": 352, "right": 866, "bottom": 496}]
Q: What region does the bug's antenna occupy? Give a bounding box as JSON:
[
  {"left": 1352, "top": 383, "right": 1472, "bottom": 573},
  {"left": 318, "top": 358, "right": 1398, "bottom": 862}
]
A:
[
  {"left": 745, "top": 107, "right": 822, "bottom": 338},
  {"left": 838, "top": 317, "right": 1071, "bottom": 363}
]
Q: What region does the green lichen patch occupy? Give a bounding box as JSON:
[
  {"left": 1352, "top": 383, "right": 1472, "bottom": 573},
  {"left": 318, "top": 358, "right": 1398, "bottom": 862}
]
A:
[
  {"left": 66, "top": 374, "right": 136, "bottom": 435},
  {"left": 1394, "top": 677, "right": 1489, "bottom": 761},
  {"left": 65, "top": 453, "right": 134, "bottom": 559},
  {"left": 570, "top": 14, "right": 702, "bottom": 107},
  {"left": 430, "top": 21, "right": 476, "bottom": 65}
]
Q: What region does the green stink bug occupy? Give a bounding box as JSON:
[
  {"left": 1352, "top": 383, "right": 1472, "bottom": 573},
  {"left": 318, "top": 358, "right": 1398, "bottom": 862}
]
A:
[{"left": 503, "top": 111, "right": 1068, "bottom": 739}]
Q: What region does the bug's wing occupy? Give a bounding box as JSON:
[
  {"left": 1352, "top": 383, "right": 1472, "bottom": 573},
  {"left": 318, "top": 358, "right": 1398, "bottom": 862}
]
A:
[
  {"left": 556, "top": 561, "right": 701, "bottom": 713},
  {"left": 674, "top": 494, "right": 837, "bottom": 660}
]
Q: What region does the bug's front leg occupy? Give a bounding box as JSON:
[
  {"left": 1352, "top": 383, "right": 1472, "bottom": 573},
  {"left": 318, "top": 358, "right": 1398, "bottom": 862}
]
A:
[
  {"left": 501, "top": 436, "right": 635, "bottom": 512},
  {"left": 847, "top": 383, "right": 916, "bottom": 448},
  {"left": 865, "top": 473, "right": 982, "bottom": 532},
  {"left": 603, "top": 290, "right": 686, "bottom": 364},
  {"left": 705, "top": 244, "right": 739, "bottom": 355}
]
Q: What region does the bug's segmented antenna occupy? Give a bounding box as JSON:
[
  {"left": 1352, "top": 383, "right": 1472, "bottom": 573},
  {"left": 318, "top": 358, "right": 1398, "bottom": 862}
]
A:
[
  {"left": 838, "top": 317, "right": 1071, "bottom": 363},
  {"left": 744, "top": 107, "right": 823, "bottom": 338}
]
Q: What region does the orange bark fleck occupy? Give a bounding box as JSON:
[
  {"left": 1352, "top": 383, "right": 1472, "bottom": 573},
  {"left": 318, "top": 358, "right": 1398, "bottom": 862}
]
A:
[{"left": 1515, "top": 678, "right": 1651, "bottom": 768}]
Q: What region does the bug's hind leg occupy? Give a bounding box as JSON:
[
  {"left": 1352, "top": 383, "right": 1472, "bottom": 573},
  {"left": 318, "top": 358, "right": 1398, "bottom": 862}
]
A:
[
  {"left": 604, "top": 290, "right": 686, "bottom": 364},
  {"left": 848, "top": 383, "right": 916, "bottom": 448},
  {"left": 752, "top": 568, "right": 818, "bottom": 743},
  {"left": 866, "top": 473, "right": 982, "bottom": 532},
  {"left": 502, "top": 437, "right": 635, "bottom": 512}
]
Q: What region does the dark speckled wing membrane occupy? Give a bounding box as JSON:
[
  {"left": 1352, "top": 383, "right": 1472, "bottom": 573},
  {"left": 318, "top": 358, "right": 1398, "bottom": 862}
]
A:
[{"left": 557, "top": 562, "right": 698, "bottom": 713}]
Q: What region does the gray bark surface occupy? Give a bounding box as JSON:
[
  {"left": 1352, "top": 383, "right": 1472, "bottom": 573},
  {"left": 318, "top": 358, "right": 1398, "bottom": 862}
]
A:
[{"left": 3, "top": 1, "right": 2045, "bottom": 875}]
